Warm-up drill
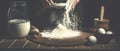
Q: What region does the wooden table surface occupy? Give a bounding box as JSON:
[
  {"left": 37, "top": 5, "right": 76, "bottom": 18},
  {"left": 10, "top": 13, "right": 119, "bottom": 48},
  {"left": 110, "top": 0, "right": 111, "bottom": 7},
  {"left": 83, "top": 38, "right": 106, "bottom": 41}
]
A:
[
  {"left": 0, "top": 27, "right": 119, "bottom": 51},
  {"left": 0, "top": 36, "right": 119, "bottom": 51}
]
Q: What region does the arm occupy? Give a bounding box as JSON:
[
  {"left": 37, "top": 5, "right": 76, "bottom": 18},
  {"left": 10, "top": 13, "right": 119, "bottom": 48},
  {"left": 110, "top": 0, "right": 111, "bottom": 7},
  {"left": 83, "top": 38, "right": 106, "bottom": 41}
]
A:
[
  {"left": 65, "top": 0, "right": 80, "bottom": 13},
  {"left": 41, "top": 0, "right": 55, "bottom": 8}
]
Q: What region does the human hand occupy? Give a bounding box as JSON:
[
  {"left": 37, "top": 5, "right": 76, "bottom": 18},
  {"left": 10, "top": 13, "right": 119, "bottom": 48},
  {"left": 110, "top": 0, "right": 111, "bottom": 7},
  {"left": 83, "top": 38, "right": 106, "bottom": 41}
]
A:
[
  {"left": 65, "top": 0, "right": 80, "bottom": 13},
  {"left": 42, "top": 0, "right": 55, "bottom": 8}
]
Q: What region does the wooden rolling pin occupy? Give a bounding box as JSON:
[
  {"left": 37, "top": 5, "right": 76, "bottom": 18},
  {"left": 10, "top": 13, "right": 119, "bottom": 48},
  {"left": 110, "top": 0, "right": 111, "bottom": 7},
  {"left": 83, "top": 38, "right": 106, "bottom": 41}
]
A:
[{"left": 100, "top": 5, "right": 104, "bottom": 21}]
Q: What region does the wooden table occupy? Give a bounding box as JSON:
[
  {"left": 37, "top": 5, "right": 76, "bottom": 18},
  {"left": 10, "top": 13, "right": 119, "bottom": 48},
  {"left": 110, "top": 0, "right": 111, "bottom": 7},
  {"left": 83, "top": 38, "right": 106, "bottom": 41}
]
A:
[
  {"left": 0, "top": 26, "right": 119, "bottom": 51},
  {"left": 0, "top": 35, "right": 119, "bottom": 51}
]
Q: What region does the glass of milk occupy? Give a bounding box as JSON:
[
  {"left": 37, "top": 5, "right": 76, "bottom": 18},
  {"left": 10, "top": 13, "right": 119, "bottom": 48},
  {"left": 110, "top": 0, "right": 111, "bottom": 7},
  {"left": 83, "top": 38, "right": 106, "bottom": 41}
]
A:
[{"left": 7, "top": 1, "right": 30, "bottom": 38}]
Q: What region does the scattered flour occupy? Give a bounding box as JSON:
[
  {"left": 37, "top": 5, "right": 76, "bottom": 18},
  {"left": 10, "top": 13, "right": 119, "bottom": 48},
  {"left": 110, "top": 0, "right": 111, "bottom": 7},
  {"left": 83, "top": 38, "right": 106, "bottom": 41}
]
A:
[
  {"left": 41, "top": 24, "right": 80, "bottom": 39},
  {"left": 40, "top": 2, "right": 80, "bottom": 39}
]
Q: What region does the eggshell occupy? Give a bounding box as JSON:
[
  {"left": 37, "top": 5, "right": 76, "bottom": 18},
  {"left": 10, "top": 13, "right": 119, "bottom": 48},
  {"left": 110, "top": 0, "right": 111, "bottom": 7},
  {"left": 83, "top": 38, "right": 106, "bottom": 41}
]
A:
[
  {"left": 106, "top": 31, "right": 113, "bottom": 35},
  {"left": 98, "top": 28, "right": 106, "bottom": 34},
  {"left": 88, "top": 36, "right": 97, "bottom": 43}
]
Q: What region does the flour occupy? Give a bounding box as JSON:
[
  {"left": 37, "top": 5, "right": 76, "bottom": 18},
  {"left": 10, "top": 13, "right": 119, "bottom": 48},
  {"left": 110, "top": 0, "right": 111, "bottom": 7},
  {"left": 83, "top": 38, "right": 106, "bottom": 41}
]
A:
[
  {"left": 40, "top": 2, "right": 80, "bottom": 39},
  {"left": 41, "top": 24, "right": 80, "bottom": 39}
]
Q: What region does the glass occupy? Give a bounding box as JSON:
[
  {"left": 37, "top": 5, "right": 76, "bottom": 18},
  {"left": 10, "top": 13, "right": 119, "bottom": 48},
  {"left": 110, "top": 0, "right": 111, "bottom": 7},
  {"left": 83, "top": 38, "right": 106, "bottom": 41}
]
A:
[
  {"left": 8, "top": 1, "right": 28, "bottom": 20},
  {"left": 7, "top": 1, "right": 30, "bottom": 38}
]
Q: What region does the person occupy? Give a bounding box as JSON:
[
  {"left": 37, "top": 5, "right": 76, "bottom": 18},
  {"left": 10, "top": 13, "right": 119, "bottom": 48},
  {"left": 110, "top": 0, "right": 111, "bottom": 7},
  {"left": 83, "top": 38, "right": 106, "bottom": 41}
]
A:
[
  {"left": 30, "top": 0, "right": 80, "bottom": 31},
  {"left": 43, "top": 0, "right": 80, "bottom": 14}
]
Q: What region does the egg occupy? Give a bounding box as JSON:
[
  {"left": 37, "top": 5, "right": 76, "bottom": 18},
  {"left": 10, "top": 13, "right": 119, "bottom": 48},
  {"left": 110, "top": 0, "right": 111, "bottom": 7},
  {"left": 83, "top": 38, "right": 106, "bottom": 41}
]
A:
[
  {"left": 106, "top": 31, "right": 113, "bottom": 35},
  {"left": 88, "top": 36, "right": 97, "bottom": 43},
  {"left": 98, "top": 28, "right": 106, "bottom": 34}
]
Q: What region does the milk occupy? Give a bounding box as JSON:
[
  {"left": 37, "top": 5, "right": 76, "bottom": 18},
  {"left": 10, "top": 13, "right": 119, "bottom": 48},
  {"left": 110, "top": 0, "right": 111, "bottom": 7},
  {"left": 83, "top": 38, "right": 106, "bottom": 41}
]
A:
[{"left": 8, "top": 19, "right": 30, "bottom": 38}]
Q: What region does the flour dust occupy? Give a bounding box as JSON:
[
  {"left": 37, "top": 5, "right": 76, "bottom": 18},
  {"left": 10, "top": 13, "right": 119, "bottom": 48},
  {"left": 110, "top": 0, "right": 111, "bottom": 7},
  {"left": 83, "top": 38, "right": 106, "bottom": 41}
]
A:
[{"left": 40, "top": 3, "right": 81, "bottom": 39}]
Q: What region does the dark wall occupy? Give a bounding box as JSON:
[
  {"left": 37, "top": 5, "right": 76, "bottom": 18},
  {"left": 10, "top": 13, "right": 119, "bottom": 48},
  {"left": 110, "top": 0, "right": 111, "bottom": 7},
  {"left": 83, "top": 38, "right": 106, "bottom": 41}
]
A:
[
  {"left": 0, "top": 0, "right": 9, "bottom": 35},
  {"left": 109, "top": 0, "right": 120, "bottom": 37}
]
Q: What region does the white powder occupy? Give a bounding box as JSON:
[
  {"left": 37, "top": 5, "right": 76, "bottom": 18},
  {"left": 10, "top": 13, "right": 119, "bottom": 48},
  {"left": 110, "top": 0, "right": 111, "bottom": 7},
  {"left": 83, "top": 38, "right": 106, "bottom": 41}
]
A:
[
  {"left": 40, "top": 2, "right": 80, "bottom": 39},
  {"left": 8, "top": 19, "right": 28, "bottom": 24},
  {"left": 54, "top": 3, "right": 67, "bottom": 7},
  {"left": 41, "top": 24, "right": 80, "bottom": 39}
]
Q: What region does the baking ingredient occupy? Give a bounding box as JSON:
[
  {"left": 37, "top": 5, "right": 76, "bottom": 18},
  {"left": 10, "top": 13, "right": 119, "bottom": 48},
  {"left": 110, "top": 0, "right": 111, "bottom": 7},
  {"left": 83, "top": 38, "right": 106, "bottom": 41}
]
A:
[
  {"left": 8, "top": 19, "right": 30, "bottom": 37},
  {"left": 106, "top": 31, "right": 113, "bottom": 35},
  {"left": 98, "top": 28, "right": 106, "bottom": 34},
  {"left": 88, "top": 36, "right": 97, "bottom": 43},
  {"left": 41, "top": 24, "right": 80, "bottom": 39},
  {"left": 40, "top": 2, "right": 80, "bottom": 39}
]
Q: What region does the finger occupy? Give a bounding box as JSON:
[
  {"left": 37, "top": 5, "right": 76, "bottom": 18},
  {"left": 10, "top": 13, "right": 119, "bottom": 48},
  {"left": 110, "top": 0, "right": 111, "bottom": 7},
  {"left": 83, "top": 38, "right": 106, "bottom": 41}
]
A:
[
  {"left": 77, "top": 0, "right": 80, "bottom": 3},
  {"left": 50, "top": 0, "right": 55, "bottom": 5},
  {"left": 72, "top": 0, "right": 80, "bottom": 9},
  {"left": 46, "top": 0, "right": 52, "bottom": 5},
  {"left": 41, "top": 1, "right": 51, "bottom": 8}
]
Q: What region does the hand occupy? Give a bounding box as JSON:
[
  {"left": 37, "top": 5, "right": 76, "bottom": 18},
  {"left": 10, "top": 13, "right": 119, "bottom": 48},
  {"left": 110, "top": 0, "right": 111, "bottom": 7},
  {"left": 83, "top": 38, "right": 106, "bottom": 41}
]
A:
[
  {"left": 72, "top": 0, "right": 80, "bottom": 9},
  {"left": 65, "top": 0, "right": 80, "bottom": 13},
  {"left": 42, "top": 0, "right": 55, "bottom": 8}
]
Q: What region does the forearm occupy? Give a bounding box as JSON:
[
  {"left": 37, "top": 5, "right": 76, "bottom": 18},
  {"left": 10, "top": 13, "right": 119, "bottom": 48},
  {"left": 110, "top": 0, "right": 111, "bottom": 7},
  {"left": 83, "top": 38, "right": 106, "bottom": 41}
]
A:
[{"left": 65, "top": 0, "right": 80, "bottom": 13}]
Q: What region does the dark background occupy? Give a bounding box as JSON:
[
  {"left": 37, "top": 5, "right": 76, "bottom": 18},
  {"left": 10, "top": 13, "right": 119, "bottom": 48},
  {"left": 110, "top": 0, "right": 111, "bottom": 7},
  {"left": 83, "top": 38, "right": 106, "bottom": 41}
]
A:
[{"left": 0, "top": 0, "right": 120, "bottom": 38}]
